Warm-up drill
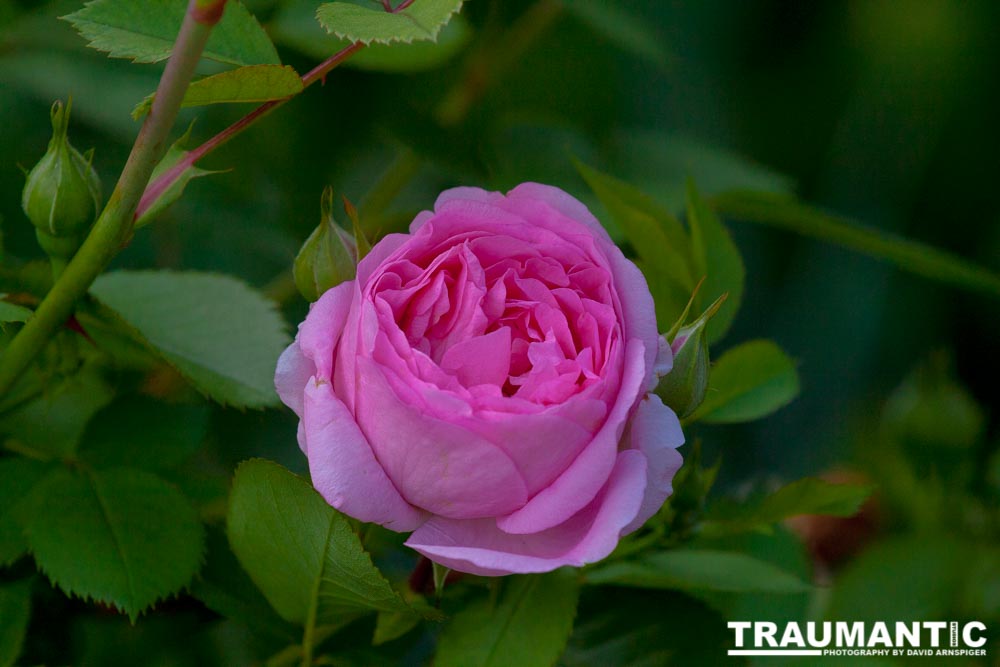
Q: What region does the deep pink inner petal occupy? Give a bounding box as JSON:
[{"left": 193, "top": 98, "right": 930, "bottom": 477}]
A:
[{"left": 364, "top": 227, "right": 622, "bottom": 411}]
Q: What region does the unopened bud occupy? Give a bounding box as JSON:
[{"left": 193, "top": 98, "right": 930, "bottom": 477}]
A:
[
  {"left": 294, "top": 186, "right": 358, "bottom": 302},
  {"left": 21, "top": 100, "right": 101, "bottom": 256},
  {"left": 657, "top": 292, "right": 727, "bottom": 418}
]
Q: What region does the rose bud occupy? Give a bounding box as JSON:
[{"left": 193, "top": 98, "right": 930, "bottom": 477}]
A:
[
  {"left": 21, "top": 99, "right": 101, "bottom": 266},
  {"left": 276, "top": 184, "right": 685, "bottom": 576},
  {"left": 657, "top": 292, "right": 727, "bottom": 418},
  {"left": 294, "top": 186, "right": 359, "bottom": 302}
]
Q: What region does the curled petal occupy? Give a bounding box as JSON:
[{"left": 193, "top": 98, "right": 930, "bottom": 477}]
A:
[
  {"left": 496, "top": 339, "right": 646, "bottom": 534},
  {"left": 405, "top": 449, "right": 648, "bottom": 576},
  {"left": 622, "top": 394, "right": 684, "bottom": 535},
  {"left": 274, "top": 341, "right": 314, "bottom": 418},
  {"left": 303, "top": 380, "right": 425, "bottom": 531},
  {"left": 355, "top": 358, "right": 529, "bottom": 520},
  {"left": 297, "top": 281, "right": 355, "bottom": 381}
]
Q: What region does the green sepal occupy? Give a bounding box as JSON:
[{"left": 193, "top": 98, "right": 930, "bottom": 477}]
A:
[
  {"left": 657, "top": 292, "right": 727, "bottom": 418},
  {"left": 293, "top": 186, "right": 359, "bottom": 302},
  {"left": 21, "top": 99, "right": 102, "bottom": 257}
]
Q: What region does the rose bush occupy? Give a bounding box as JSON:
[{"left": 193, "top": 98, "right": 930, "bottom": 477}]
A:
[{"left": 275, "top": 183, "right": 685, "bottom": 576}]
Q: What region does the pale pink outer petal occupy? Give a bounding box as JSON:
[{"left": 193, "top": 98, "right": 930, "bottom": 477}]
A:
[
  {"left": 355, "top": 357, "right": 529, "bottom": 520},
  {"left": 303, "top": 380, "right": 425, "bottom": 531},
  {"left": 506, "top": 182, "right": 609, "bottom": 241},
  {"left": 495, "top": 339, "right": 647, "bottom": 534},
  {"left": 297, "top": 281, "right": 355, "bottom": 381},
  {"left": 405, "top": 449, "right": 648, "bottom": 576},
  {"left": 274, "top": 341, "right": 314, "bottom": 418},
  {"left": 621, "top": 394, "right": 684, "bottom": 535}
]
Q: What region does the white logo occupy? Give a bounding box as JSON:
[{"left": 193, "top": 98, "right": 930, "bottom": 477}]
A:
[{"left": 727, "top": 621, "right": 988, "bottom": 658}]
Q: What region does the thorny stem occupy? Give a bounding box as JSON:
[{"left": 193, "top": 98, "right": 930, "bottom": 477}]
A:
[
  {"left": 135, "top": 42, "right": 365, "bottom": 220},
  {"left": 0, "top": 0, "right": 229, "bottom": 395}
]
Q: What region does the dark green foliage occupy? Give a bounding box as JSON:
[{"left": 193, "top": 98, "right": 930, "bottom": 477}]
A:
[{"left": 1, "top": 0, "right": 998, "bottom": 664}]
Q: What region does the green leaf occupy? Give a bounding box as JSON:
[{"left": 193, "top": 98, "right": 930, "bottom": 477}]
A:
[
  {"left": 272, "top": 0, "right": 470, "bottom": 72},
  {"left": 705, "top": 477, "right": 876, "bottom": 535},
  {"left": 132, "top": 65, "right": 303, "bottom": 120},
  {"left": 686, "top": 180, "right": 745, "bottom": 343},
  {"left": 188, "top": 526, "right": 299, "bottom": 645},
  {"left": 134, "top": 125, "right": 221, "bottom": 229},
  {"left": 691, "top": 339, "right": 799, "bottom": 423},
  {"left": 78, "top": 395, "right": 209, "bottom": 471},
  {"left": 435, "top": 569, "right": 580, "bottom": 667},
  {"left": 24, "top": 467, "right": 204, "bottom": 622},
  {"left": 563, "top": 588, "right": 743, "bottom": 666},
  {"left": 316, "top": 0, "right": 465, "bottom": 45},
  {"left": 0, "top": 366, "right": 115, "bottom": 458},
  {"left": 0, "top": 301, "right": 31, "bottom": 329},
  {"left": 714, "top": 190, "right": 1000, "bottom": 299},
  {"left": 0, "top": 457, "right": 54, "bottom": 567},
  {"left": 227, "top": 459, "right": 414, "bottom": 626},
  {"left": 62, "top": 0, "right": 280, "bottom": 66},
  {"left": 574, "top": 159, "right": 695, "bottom": 327},
  {"left": 586, "top": 550, "right": 810, "bottom": 594},
  {"left": 90, "top": 271, "right": 289, "bottom": 408},
  {"left": 0, "top": 579, "right": 32, "bottom": 667},
  {"left": 564, "top": 0, "right": 670, "bottom": 69}
]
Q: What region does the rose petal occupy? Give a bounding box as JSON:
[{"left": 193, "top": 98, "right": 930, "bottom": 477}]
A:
[
  {"left": 506, "top": 182, "right": 610, "bottom": 242},
  {"left": 405, "top": 449, "right": 647, "bottom": 576},
  {"left": 303, "top": 380, "right": 425, "bottom": 531},
  {"left": 621, "top": 394, "right": 684, "bottom": 534},
  {"left": 357, "top": 232, "right": 410, "bottom": 286},
  {"left": 440, "top": 327, "right": 512, "bottom": 387},
  {"left": 274, "top": 341, "right": 314, "bottom": 417},
  {"left": 496, "top": 338, "right": 647, "bottom": 534},
  {"left": 355, "top": 358, "right": 529, "bottom": 519},
  {"left": 297, "top": 281, "right": 355, "bottom": 381}
]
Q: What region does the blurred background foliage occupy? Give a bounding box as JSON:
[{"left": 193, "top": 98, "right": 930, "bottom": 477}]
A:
[{"left": 1, "top": 0, "right": 999, "bottom": 665}]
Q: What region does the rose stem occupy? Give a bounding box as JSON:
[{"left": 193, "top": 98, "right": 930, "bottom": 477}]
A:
[{"left": 0, "top": 0, "right": 230, "bottom": 395}]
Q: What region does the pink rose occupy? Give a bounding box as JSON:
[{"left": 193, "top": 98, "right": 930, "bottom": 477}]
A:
[{"left": 275, "top": 183, "right": 684, "bottom": 576}]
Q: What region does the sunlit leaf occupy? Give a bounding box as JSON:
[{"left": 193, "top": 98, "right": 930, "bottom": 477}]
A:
[
  {"left": 24, "top": 467, "right": 204, "bottom": 622},
  {"left": 316, "top": 0, "right": 464, "bottom": 45},
  {"left": 272, "top": 0, "right": 470, "bottom": 71},
  {"left": 62, "top": 0, "right": 280, "bottom": 65},
  {"left": 132, "top": 65, "right": 303, "bottom": 119},
  {"left": 91, "top": 271, "right": 289, "bottom": 408},
  {"left": 227, "top": 459, "right": 415, "bottom": 626},
  {"left": 691, "top": 339, "right": 799, "bottom": 423}
]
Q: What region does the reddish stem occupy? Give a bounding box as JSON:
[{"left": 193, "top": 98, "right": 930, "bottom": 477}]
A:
[{"left": 135, "top": 42, "right": 365, "bottom": 220}]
